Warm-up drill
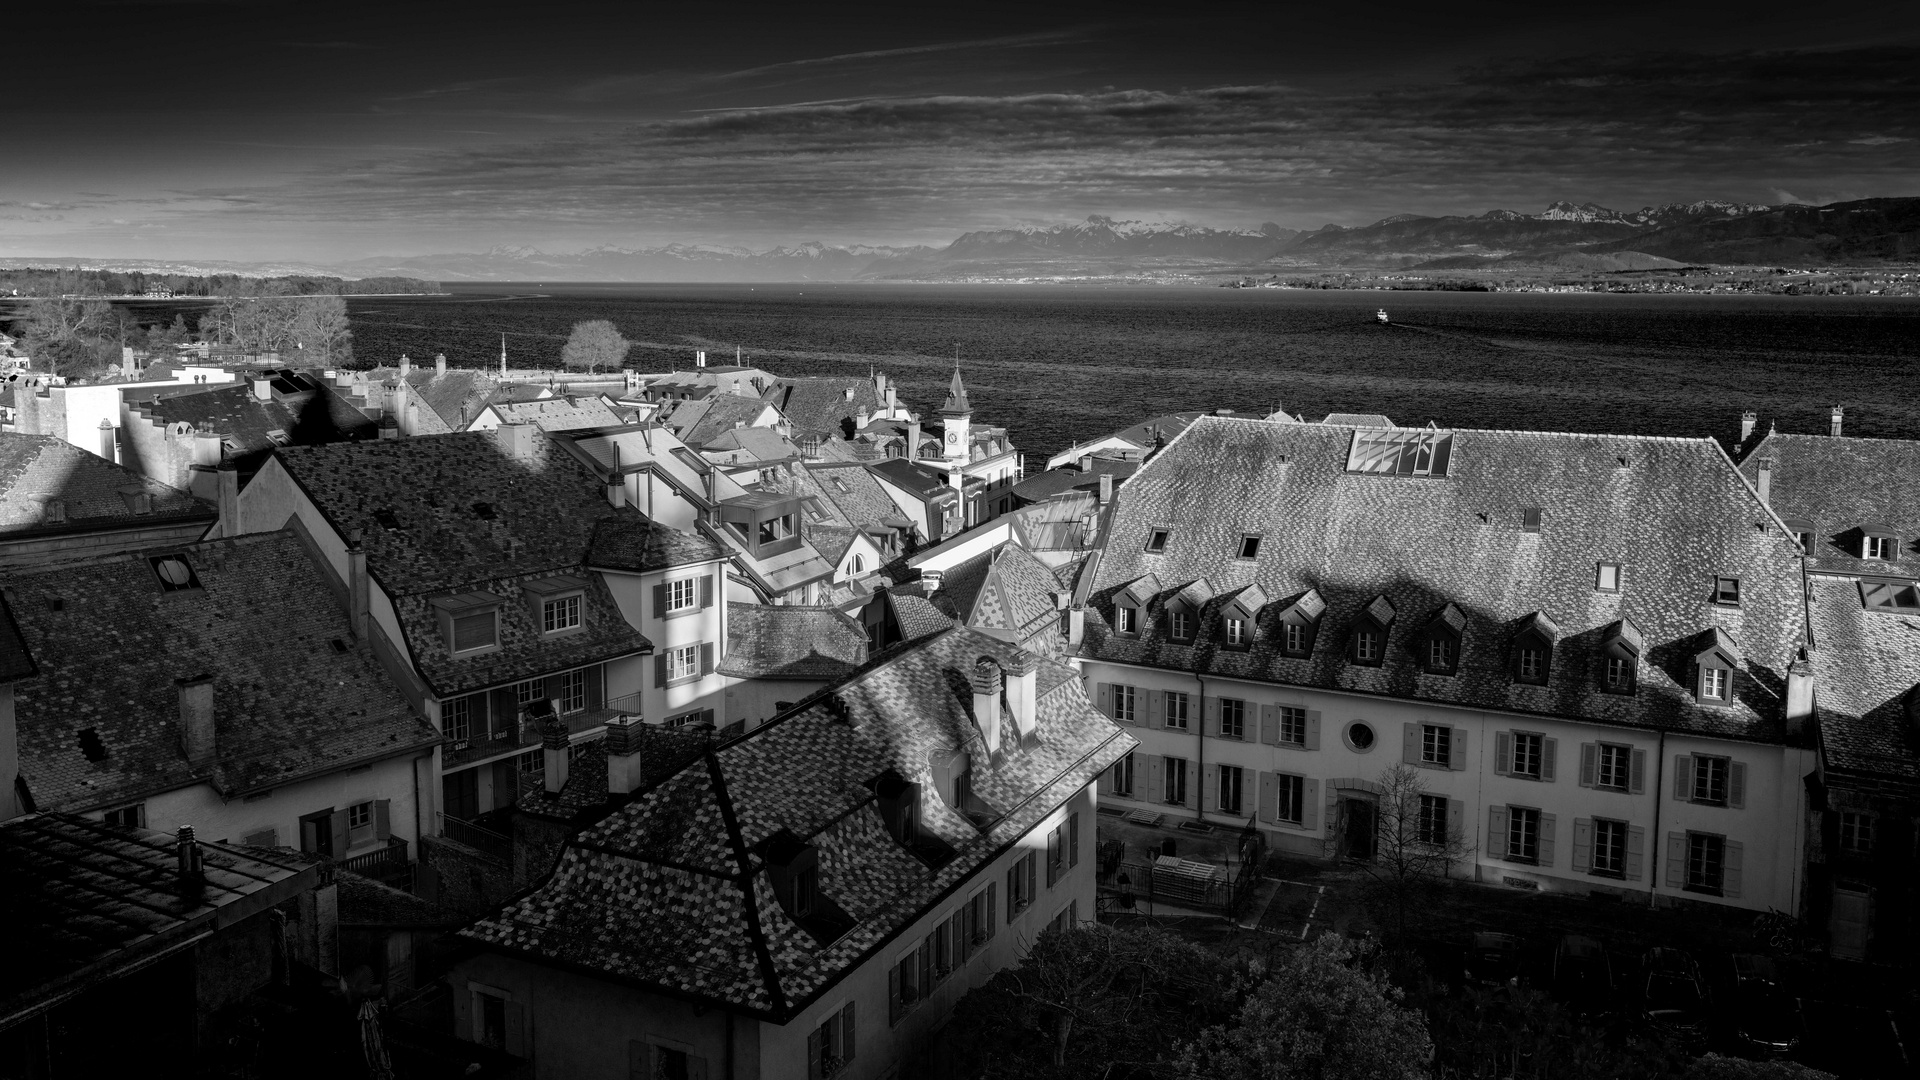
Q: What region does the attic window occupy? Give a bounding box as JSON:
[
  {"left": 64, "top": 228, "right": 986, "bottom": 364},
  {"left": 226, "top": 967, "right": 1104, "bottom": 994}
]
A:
[
  {"left": 1521, "top": 508, "right": 1542, "bottom": 533},
  {"left": 265, "top": 429, "right": 289, "bottom": 446},
  {"left": 471, "top": 501, "right": 497, "bottom": 521},
  {"left": 77, "top": 727, "right": 109, "bottom": 763},
  {"left": 1346, "top": 427, "right": 1453, "bottom": 477},
  {"left": 149, "top": 554, "right": 202, "bottom": 592},
  {"left": 373, "top": 508, "right": 403, "bottom": 531},
  {"left": 330, "top": 638, "right": 350, "bottom": 653},
  {"left": 1712, "top": 577, "right": 1742, "bottom": 607},
  {"left": 1237, "top": 534, "right": 1262, "bottom": 560},
  {"left": 432, "top": 592, "right": 503, "bottom": 655},
  {"left": 1861, "top": 579, "right": 1920, "bottom": 612},
  {"left": 1144, "top": 529, "right": 1169, "bottom": 554},
  {"left": 1595, "top": 562, "right": 1621, "bottom": 592},
  {"left": 1863, "top": 533, "right": 1899, "bottom": 561}
]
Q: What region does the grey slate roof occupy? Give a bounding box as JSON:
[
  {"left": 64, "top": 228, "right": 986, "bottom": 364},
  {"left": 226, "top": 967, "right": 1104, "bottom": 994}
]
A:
[
  {"left": 132, "top": 375, "right": 378, "bottom": 466},
  {"left": 717, "top": 603, "right": 869, "bottom": 680},
  {"left": 1736, "top": 432, "right": 1920, "bottom": 579},
  {"left": 1322, "top": 413, "right": 1396, "bottom": 427},
  {"left": 5, "top": 531, "right": 441, "bottom": 812},
  {"left": 461, "top": 626, "right": 1133, "bottom": 1019},
  {"left": 761, "top": 377, "right": 880, "bottom": 440},
  {"left": 587, "top": 518, "right": 728, "bottom": 574},
  {"left": 486, "top": 396, "right": 623, "bottom": 432},
  {"left": 660, "top": 394, "right": 777, "bottom": 448},
  {"left": 1010, "top": 459, "right": 1139, "bottom": 504},
  {"left": 1806, "top": 573, "right": 1920, "bottom": 787},
  {"left": 793, "top": 462, "right": 912, "bottom": 530},
  {"left": 1082, "top": 417, "right": 1808, "bottom": 743},
  {"left": 0, "top": 433, "right": 212, "bottom": 539},
  {"left": 932, "top": 545, "right": 1065, "bottom": 655}
]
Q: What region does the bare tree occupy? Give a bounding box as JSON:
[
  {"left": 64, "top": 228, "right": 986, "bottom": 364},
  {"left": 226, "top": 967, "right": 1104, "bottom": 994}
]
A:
[
  {"left": 560, "top": 319, "right": 630, "bottom": 373},
  {"left": 1361, "top": 763, "right": 1474, "bottom": 942},
  {"left": 18, "top": 297, "right": 118, "bottom": 376}
]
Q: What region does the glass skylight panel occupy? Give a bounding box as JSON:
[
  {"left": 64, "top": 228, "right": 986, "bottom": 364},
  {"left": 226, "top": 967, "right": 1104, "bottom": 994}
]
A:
[
  {"left": 1861, "top": 580, "right": 1920, "bottom": 611},
  {"left": 1346, "top": 428, "right": 1453, "bottom": 477}
]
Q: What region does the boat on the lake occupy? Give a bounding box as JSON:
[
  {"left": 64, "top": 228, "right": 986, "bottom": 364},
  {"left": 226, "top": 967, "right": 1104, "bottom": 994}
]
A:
[{"left": 1376, "top": 308, "right": 1390, "bottom": 325}]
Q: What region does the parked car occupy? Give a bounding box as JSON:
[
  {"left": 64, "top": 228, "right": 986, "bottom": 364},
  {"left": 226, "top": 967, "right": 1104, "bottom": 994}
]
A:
[
  {"left": 1551, "top": 935, "right": 1615, "bottom": 1015},
  {"left": 1641, "top": 947, "right": 1711, "bottom": 1053},
  {"left": 1718, "top": 953, "right": 1803, "bottom": 1057},
  {"left": 1464, "top": 932, "right": 1526, "bottom": 990}
]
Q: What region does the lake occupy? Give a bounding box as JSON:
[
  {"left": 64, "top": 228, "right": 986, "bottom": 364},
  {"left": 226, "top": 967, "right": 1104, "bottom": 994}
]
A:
[{"left": 345, "top": 284, "right": 1920, "bottom": 457}]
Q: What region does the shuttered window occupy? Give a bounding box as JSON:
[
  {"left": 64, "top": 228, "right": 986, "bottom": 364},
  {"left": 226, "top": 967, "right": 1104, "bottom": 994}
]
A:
[{"left": 452, "top": 611, "right": 496, "bottom": 652}]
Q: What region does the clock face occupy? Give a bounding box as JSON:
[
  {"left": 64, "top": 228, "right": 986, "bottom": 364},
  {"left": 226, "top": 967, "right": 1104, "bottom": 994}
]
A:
[{"left": 946, "top": 432, "right": 959, "bottom": 444}]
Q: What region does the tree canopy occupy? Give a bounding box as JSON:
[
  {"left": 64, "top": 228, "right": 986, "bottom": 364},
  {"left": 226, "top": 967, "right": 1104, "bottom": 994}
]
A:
[{"left": 560, "top": 319, "right": 631, "bottom": 373}]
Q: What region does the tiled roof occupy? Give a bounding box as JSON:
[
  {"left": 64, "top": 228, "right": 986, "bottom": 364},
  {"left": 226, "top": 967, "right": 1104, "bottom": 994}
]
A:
[
  {"left": 1805, "top": 574, "right": 1920, "bottom": 786},
  {"left": 516, "top": 725, "right": 717, "bottom": 822},
  {"left": 486, "top": 396, "right": 622, "bottom": 432},
  {"left": 805, "top": 524, "right": 860, "bottom": 567},
  {"left": 949, "top": 546, "right": 1068, "bottom": 655},
  {"left": 134, "top": 376, "right": 378, "bottom": 466},
  {"left": 461, "top": 626, "right": 1134, "bottom": 1019},
  {"left": 783, "top": 463, "right": 911, "bottom": 531},
  {"left": 393, "top": 571, "right": 650, "bottom": 697},
  {"left": 0, "top": 433, "right": 212, "bottom": 539},
  {"left": 587, "top": 518, "right": 728, "bottom": 574},
  {"left": 365, "top": 367, "right": 500, "bottom": 433},
  {"left": 1322, "top": 413, "right": 1396, "bottom": 427},
  {"left": 762, "top": 378, "right": 881, "bottom": 439},
  {"left": 1736, "top": 433, "right": 1920, "bottom": 579},
  {"left": 1, "top": 814, "right": 317, "bottom": 1023},
  {"left": 869, "top": 458, "right": 961, "bottom": 503},
  {"left": 0, "top": 590, "right": 37, "bottom": 682},
  {"left": 703, "top": 426, "right": 801, "bottom": 464},
  {"left": 1083, "top": 417, "right": 1808, "bottom": 743},
  {"left": 889, "top": 592, "right": 955, "bottom": 643},
  {"left": 1011, "top": 459, "right": 1138, "bottom": 504},
  {"left": 718, "top": 603, "right": 869, "bottom": 680},
  {"left": 5, "top": 531, "right": 441, "bottom": 812},
  {"left": 660, "top": 394, "right": 777, "bottom": 448}
]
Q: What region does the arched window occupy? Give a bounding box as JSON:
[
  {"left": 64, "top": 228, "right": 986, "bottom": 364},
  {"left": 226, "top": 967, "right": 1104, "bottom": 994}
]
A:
[{"left": 849, "top": 554, "right": 864, "bottom": 574}]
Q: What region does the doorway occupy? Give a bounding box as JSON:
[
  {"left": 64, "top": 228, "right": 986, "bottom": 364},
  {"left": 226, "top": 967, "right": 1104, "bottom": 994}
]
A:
[
  {"left": 1830, "top": 887, "right": 1871, "bottom": 961},
  {"left": 1343, "top": 797, "right": 1376, "bottom": 860}
]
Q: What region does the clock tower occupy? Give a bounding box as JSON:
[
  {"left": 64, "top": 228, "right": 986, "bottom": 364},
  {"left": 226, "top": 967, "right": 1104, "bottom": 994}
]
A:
[{"left": 938, "top": 364, "right": 971, "bottom": 465}]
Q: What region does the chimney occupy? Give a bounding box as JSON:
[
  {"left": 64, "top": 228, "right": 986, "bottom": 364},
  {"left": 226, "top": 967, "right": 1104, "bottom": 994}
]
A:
[
  {"left": 251, "top": 377, "right": 272, "bottom": 402},
  {"left": 193, "top": 432, "right": 223, "bottom": 468},
  {"left": 217, "top": 463, "right": 239, "bottom": 529},
  {"left": 347, "top": 529, "right": 369, "bottom": 639},
  {"left": 607, "top": 477, "right": 626, "bottom": 508},
  {"left": 842, "top": 387, "right": 855, "bottom": 402},
  {"left": 970, "top": 658, "right": 1003, "bottom": 759},
  {"left": 875, "top": 371, "right": 887, "bottom": 398},
  {"left": 1098, "top": 472, "right": 1114, "bottom": 506},
  {"left": 703, "top": 466, "right": 719, "bottom": 519},
  {"left": 491, "top": 422, "right": 535, "bottom": 461},
  {"left": 176, "top": 675, "right": 216, "bottom": 770},
  {"left": 885, "top": 385, "right": 897, "bottom": 418},
  {"left": 948, "top": 467, "right": 964, "bottom": 492},
  {"left": 604, "top": 713, "right": 646, "bottom": 796},
  {"left": 1740, "top": 411, "right": 1756, "bottom": 442},
  {"left": 176, "top": 825, "right": 204, "bottom": 886},
  {"left": 1067, "top": 606, "right": 1086, "bottom": 645},
  {"left": 1756, "top": 458, "right": 1773, "bottom": 505},
  {"left": 435, "top": 353, "right": 447, "bottom": 375},
  {"left": 1078, "top": 454, "right": 1092, "bottom": 472},
  {"left": 405, "top": 402, "right": 420, "bottom": 437},
  {"left": 398, "top": 354, "right": 411, "bottom": 378},
  {"left": 97, "top": 418, "right": 116, "bottom": 462},
  {"left": 1003, "top": 651, "right": 1039, "bottom": 746},
  {"left": 1787, "top": 650, "right": 1815, "bottom": 739},
  {"left": 1830, "top": 406, "right": 1844, "bottom": 437},
  {"left": 696, "top": 350, "right": 707, "bottom": 368},
  {"left": 856, "top": 408, "right": 871, "bottom": 429},
  {"left": 541, "top": 716, "right": 570, "bottom": 794},
  {"left": 906, "top": 420, "right": 922, "bottom": 460}
]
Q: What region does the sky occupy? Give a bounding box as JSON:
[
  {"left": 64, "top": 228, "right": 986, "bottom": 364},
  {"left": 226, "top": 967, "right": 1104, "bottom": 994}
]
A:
[{"left": 3, "top": 0, "right": 1917, "bottom": 262}]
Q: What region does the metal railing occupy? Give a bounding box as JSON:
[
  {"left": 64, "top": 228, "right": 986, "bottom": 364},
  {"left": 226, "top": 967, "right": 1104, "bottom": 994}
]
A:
[
  {"left": 436, "top": 812, "right": 512, "bottom": 864},
  {"left": 338, "top": 837, "right": 412, "bottom": 886}
]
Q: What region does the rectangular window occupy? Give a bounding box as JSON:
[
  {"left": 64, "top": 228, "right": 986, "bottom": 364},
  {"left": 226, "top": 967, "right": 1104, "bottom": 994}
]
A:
[
  {"left": 512, "top": 680, "right": 543, "bottom": 710},
  {"left": 1219, "top": 765, "right": 1244, "bottom": 815},
  {"left": 1163, "top": 756, "right": 1188, "bottom": 805},
  {"left": 666, "top": 577, "right": 699, "bottom": 612},
  {"left": 1511, "top": 732, "right": 1543, "bottom": 779},
  {"left": 1354, "top": 629, "right": 1380, "bottom": 662},
  {"left": 1278, "top": 706, "right": 1307, "bottom": 746},
  {"left": 1686, "top": 832, "right": 1725, "bottom": 893},
  {"left": 1713, "top": 576, "right": 1742, "bottom": 606},
  {"left": 541, "top": 594, "right": 582, "bottom": 633},
  {"left": 1346, "top": 427, "right": 1453, "bottom": 477},
  {"left": 1861, "top": 580, "right": 1920, "bottom": 611},
  {"left": 1237, "top": 534, "right": 1262, "bottom": 560},
  {"left": 1691, "top": 756, "right": 1729, "bottom": 804},
  {"left": 1508, "top": 807, "right": 1540, "bottom": 863},
  {"left": 1596, "top": 744, "right": 1631, "bottom": 791},
  {"left": 452, "top": 611, "right": 497, "bottom": 653},
  {"left": 1865, "top": 535, "right": 1896, "bottom": 560},
  {"left": 1116, "top": 606, "right": 1138, "bottom": 634},
  {"left": 1276, "top": 774, "right": 1304, "bottom": 824},
  {"left": 1605, "top": 655, "right": 1634, "bottom": 690},
  {"left": 667, "top": 644, "right": 701, "bottom": 683},
  {"left": 1113, "top": 684, "right": 1138, "bottom": 724},
  {"left": 1417, "top": 794, "right": 1448, "bottom": 845},
  {"left": 1595, "top": 562, "right": 1621, "bottom": 592},
  {"left": 102, "top": 804, "right": 144, "bottom": 828},
  {"left": 1592, "top": 819, "right": 1627, "bottom": 876},
  {"left": 1701, "top": 666, "right": 1730, "bottom": 702},
  {"left": 1219, "top": 698, "right": 1247, "bottom": 740},
  {"left": 1144, "top": 529, "right": 1169, "bottom": 553},
  {"left": 1111, "top": 751, "right": 1135, "bottom": 796},
  {"left": 446, "top": 695, "right": 475, "bottom": 743},
  {"left": 1165, "top": 691, "right": 1190, "bottom": 730},
  {"left": 559, "top": 669, "right": 589, "bottom": 713},
  {"left": 1169, "top": 609, "right": 1192, "bottom": 640},
  {"left": 809, "top": 1003, "right": 855, "bottom": 1078},
  {"left": 1521, "top": 508, "right": 1542, "bottom": 532},
  {"left": 1225, "top": 617, "right": 1247, "bottom": 646},
  {"left": 1517, "top": 646, "right": 1545, "bottom": 683},
  {"left": 1839, "top": 812, "right": 1874, "bottom": 855},
  {"left": 1428, "top": 636, "right": 1454, "bottom": 671},
  {"left": 1421, "top": 724, "right": 1451, "bottom": 767},
  {"left": 1284, "top": 622, "right": 1308, "bottom": 654},
  {"left": 347, "top": 801, "right": 372, "bottom": 830},
  {"left": 1008, "top": 850, "right": 1037, "bottom": 912}
]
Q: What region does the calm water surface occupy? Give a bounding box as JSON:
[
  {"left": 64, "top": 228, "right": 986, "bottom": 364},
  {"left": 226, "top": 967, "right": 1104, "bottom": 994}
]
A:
[{"left": 346, "top": 284, "right": 1920, "bottom": 457}]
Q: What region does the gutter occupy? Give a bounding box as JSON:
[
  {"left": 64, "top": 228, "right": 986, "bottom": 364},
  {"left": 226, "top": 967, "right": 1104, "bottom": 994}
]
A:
[{"left": 1649, "top": 729, "right": 1666, "bottom": 909}]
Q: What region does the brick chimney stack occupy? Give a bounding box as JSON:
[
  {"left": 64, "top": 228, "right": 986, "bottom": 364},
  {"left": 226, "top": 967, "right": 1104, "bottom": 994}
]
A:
[
  {"left": 541, "top": 716, "right": 571, "bottom": 795},
  {"left": 1003, "top": 650, "right": 1039, "bottom": 746},
  {"left": 176, "top": 675, "right": 216, "bottom": 770},
  {"left": 970, "top": 657, "right": 1003, "bottom": 760},
  {"left": 1786, "top": 649, "right": 1815, "bottom": 739},
  {"left": 1831, "top": 406, "right": 1844, "bottom": 437},
  {"left": 435, "top": 353, "right": 447, "bottom": 375},
  {"left": 604, "top": 714, "right": 646, "bottom": 796},
  {"left": 1756, "top": 458, "right": 1772, "bottom": 505}
]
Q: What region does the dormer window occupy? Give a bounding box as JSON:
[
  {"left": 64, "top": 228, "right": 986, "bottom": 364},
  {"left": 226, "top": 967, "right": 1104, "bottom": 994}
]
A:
[
  {"left": 1713, "top": 576, "right": 1742, "bottom": 607},
  {"left": 1115, "top": 573, "right": 1160, "bottom": 638},
  {"left": 1115, "top": 604, "right": 1139, "bottom": 635},
  {"left": 1354, "top": 629, "right": 1381, "bottom": 662},
  {"left": 1167, "top": 607, "right": 1193, "bottom": 642},
  {"left": 1275, "top": 588, "right": 1325, "bottom": 658},
  {"left": 1225, "top": 617, "right": 1247, "bottom": 646},
  {"left": 1350, "top": 595, "right": 1394, "bottom": 667},
  {"left": 522, "top": 574, "right": 590, "bottom": 638},
  {"left": 1600, "top": 617, "right": 1642, "bottom": 694},
  {"left": 1218, "top": 585, "right": 1265, "bottom": 652},
  {"left": 1509, "top": 611, "right": 1559, "bottom": 686},
  {"left": 433, "top": 592, "right": 502, "bottom": 656},
  {"left": 1863, "top": 527, "right": 1899, "bottom": 561},
  {"left": 1144, "top": 528, "right": 1170, "bottom": 553},
  {"left": 1417, "top": 603, "right": 1465, "bottom": 676},
  {"left": 1691, "top": 627, "right": 1740, "bottom": 708}
]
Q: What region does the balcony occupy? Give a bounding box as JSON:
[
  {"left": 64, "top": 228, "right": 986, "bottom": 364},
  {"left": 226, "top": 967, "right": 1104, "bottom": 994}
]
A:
[
  {"left": 338, "top": 836, "right": 411, "bottom": 888},
  {"left": 442, "top": 690, "right": 643, "bottom": 771},
  {"left": 436, "top": 811, "right": 512, "bottom": 864}
]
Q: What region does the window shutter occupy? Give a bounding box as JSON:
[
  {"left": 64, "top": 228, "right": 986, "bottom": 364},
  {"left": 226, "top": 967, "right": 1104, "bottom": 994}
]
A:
[
  {"left": 1666, "top": 832, "right": 1687, "bottom": 888},
  {"left": 1046, "top": 830, "right": 1061, "bottom": 886},
  {"left": 1447, "top": 799, "right": 1464, "bottom": 844},
  {"left": 1495, "top": 732, "right": 1512, "bottom": 775},
  {"left": 654, "top": 653, "right": 668, "bottom": 689},
  {"left": 1572, "top": 818, "right": 1592, "bottom": 872},
  {"left": 985, "top": 883, "right": 996, "bottom": 938},
  {"left": 1097, "top": 683, "right": 1114, "bottom": 719},
  {"left": 1402, "top": 722, "right": 1419, "bottom": 764},
  {"left": 1579, "top": 744, "right": 1597, "bottom": 788},
  {"left": 503, "top": 1001, "right": 526, "bottom": 1057},
  {"left": 1674, "top": 756, "right": 1691, "bottom": 800},
  {"left": 1260, "top": 705, "right": 1279, "bottom": 745},
  {"left": 1305, "top": 711, "right": 1321, "bottom": 751},
  {"left": 1723, "top": 839, "right": 1743, "bottom": 898},
  {"left": 1450, "top": 727, "right": 1467, "bottom": 770},
  {"left": 329, "top": 809, "right": 349, "bottom": 856},
  {"left": 1302, "top": 778, "right": 1321, "bottom": 831},
  {"left": 699, "top": 575, "right": 714, "bottom": 609},
  {"left": 1005, "top": 866, "right": 1018, "bottom": 918},
  {"left": 807, "top": 1028, "right": 824, "bottom": 1080},
  {"left": 1625, "top": 826, "right": 1646, "bottom": 882},
  {"left": 1203, "top": 767, "right": 1218, "bottom": 811},
  {"left": 301, "top": 818, "right": 319, "bottom": 854},
  {"left": 1147, "top": 755, "right": 1162, "bottom": 797},
  {"left": 629, "top": 1040, "right": 650, "bottom": 1080},
  {"left": 1069, "top": 812, "right": 1080, "bottom": 866},
  {"left": 1538, "top": 813, "right": 1557, "bottom": 867},
  {"left": 1729, "top": 761, "right": 1746, "bottom": 809},
  {"left": 1630, "top": 750, "right": 1647, "bottom": 795},
  {"left": 1258, "top": 772, "right": 1278, "bottom": 823},
  {"left": 1541, "top": 738, "right": 1558, "bottom": 782},
  {"left": 701, "top": 642, "right": 715, "bottom": 676},
  {"left": 1147, "top": 690, "right": 1163, "bottom": 727},
  {"left": 374, "top": 799, "right": 392, "bottom": 841},
  {"left": 840, "top": 1001, "right": 856, "bottom": 1062},
  {"left": 653, "top": 582, "right": 667, "bottom": 618},
  {"left": 1488, "top": 806, "right": 1509, "bottom": 859},
  {"left": 889, "top": 964, "right": 904, "bottom": 1025},
  {"left": 1203, "top": 697, "right": 1220, "bottom": 736}
]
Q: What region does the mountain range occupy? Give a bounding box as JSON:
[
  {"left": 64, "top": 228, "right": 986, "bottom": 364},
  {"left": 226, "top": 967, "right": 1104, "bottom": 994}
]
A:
[{"left": 9, "top": 198, "right": 1916, "bottom": 284}]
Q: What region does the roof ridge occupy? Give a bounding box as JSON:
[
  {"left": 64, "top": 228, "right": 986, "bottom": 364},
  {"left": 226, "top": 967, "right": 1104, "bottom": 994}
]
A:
[
  {"left": 1188, "top": 413, "right": 1722, "bottom": 444},
  {"left": 1, "top": 526, "right": 297, "bottom": 577},
  {"left": 705, "top": 749, "right": 789, "bottom": 1017}
]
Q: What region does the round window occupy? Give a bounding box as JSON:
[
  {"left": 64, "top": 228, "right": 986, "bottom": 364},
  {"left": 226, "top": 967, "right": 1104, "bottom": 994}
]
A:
[{"left": 1345, "top": 721, "right": 1377, "bottom": 752}]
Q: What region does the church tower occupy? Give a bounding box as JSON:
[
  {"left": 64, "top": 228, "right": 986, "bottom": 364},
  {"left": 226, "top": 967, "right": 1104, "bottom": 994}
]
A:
[{"left": 939, "top": 364, "right": 971, "bottom": 464}]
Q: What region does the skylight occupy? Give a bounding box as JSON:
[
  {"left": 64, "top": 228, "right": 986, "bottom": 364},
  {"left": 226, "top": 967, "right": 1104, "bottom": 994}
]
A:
[
  {"left": 1861, "top": 580, "right": 1920, "bottom": 612},
  {"left": 1144, "top": 529, "right": 1169, "bottom": 553},
  {"left": 1346, "top": 427, "right": 1453, "bottom": 477},
  {"left": 1237, "top": 534, "right": 1262, "bottom": 560},
  {"left": 149, "top": 554, "right": 202, "bottom": 592}
]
